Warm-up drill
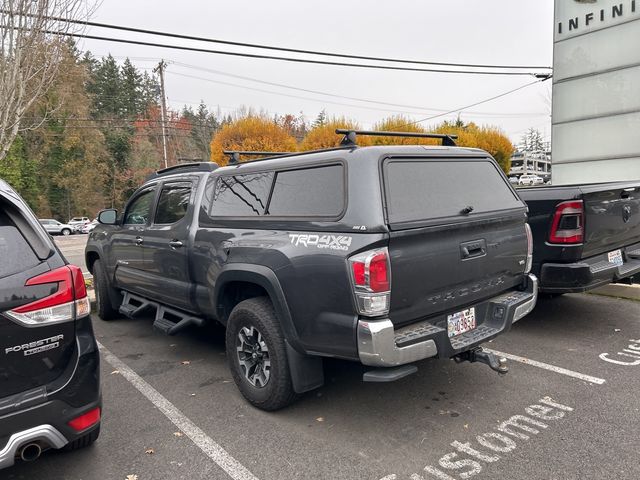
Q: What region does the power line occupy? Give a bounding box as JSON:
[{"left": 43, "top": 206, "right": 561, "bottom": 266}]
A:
[
  {"left": 398, "top": 77, "right": 552, "bottom": 127},
  {"left": 171, "top": 62, "right": 549, "bottom": 118},
  {"left": 44, "top": 29, "right": 543, "bottom": 76},
  {"left": 48, "top": 16, "right": 552, "bottom": 71}
]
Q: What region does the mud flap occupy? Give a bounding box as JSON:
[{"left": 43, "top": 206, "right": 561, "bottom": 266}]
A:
[{"left": 285, "top": 342, "right": 324, "bottom": 393}]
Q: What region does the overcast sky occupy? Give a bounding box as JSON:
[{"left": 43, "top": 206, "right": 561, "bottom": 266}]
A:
[{"left": 80, "top": 0, "right": 555, "bottom": 144}]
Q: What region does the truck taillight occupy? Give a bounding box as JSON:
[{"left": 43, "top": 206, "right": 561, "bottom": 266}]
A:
[
  {"left": 5, "top": 265, "right": 90, "bottom": 326},
  {"left": 348, "top": 248, "right": 391, "bottom": 316},
  {"left": 525, "top": 223, "right": 533, "bottom": 274},
  {"left": 548, "top": 200, "right": 584, "bottom": 244}
]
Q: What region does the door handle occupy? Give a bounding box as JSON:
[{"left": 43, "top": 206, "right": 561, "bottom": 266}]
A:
[
  {"left": 169, "top": 240, "right": 183, "bottom": 249},
  {"left": 135, "top": 236, "right": 143, "bottom": 246}
]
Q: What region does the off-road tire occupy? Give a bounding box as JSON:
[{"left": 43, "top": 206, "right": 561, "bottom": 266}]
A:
[
  {"left": 64, "top": 425, "right": 100, "bottom": 451},
  {"left": 226, "top": 297, "right": 297, "bottom": 411},
  {"left": 93, "top": 260, "right": 118, "bottom": 320}
]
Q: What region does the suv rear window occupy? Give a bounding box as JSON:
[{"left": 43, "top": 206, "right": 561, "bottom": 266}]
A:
[
  {"left": 208, "top": 164, "right": 344, "bottom": 218},
  {"left": 0, "top": 213, "right": 39, "bottom": 278},
  {"left": 383, "top": 159, "right": 523, "bottom": 226}
]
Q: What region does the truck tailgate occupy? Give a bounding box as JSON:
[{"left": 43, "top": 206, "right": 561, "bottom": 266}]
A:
[
  {"left": 582, "top": 183, "right": 640, "bottom": 258},
  {"left": 382, "top": 157, "right": 528, "bottom": 327}
]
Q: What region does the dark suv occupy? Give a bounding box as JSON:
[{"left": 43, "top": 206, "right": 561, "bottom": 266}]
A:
[
  {"left": 0, "top": 180, "right": 101, "bottom": 469},
  {"left": 86, "top": 131, "right": 538, "bottom": 410}
]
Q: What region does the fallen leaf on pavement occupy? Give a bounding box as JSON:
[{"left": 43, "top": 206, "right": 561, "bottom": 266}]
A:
[
  {"left": 316, "top": 417, "right": 324, "bottom": 422},
  {"left": 181, "top": 361, "right": 190, "bottom": 365},
  {"left": 145, "top": 448, "right": 154, "bottom": 455},
  {"left": 126, "top": 475, "right": 138, "bottom": 480},
  {"left": 110, "top": 370, "right": 120, "bottom": 375},
  {"left": 173, "top": 432, "right": 183, "bottom": 437}
]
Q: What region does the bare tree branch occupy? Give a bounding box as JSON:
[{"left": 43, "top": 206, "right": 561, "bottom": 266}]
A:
[{"left": 0, "top": 0, "right": 96, "bottom": 161}]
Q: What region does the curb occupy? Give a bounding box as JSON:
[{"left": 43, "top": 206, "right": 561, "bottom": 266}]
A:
[{"left": 588, "top": 283, "right": 640, "bottom": 302}]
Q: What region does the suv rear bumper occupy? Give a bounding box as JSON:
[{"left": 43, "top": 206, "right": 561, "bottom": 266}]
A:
[
  {"left": 539, "top": 242, "right": 640, "bottom": 293},
  {"left": 357, "top": 274, "right": 538, "bottom": 367},
  {"left": 0, "top": 316, "right": 101, "bottom": 469}
]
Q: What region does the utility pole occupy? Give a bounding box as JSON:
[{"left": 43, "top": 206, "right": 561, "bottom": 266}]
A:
[{"left": 154, "top": 60, "right": 169, "bottom": 169}]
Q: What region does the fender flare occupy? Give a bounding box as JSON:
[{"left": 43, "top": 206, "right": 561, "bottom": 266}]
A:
[{"left": 214, "top": 263, "right": 303, "bottom": 353}]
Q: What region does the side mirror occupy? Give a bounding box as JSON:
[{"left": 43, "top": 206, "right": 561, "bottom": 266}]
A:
[{"left": 98, "top": 209, "right": 118, "bottom": 225}]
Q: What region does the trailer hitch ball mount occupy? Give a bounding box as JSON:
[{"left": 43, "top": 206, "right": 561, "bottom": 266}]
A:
[{"left": 454, "top": 347, "right": 509, "bottom": 375}]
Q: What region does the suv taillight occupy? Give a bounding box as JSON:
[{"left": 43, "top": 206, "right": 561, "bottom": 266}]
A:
[
  {"left": 5, "top": 265, "right": 90, "bottom": 326},
  {"left": 348, "top": 248, "right": 391, "bottom": 317},
  {"left": 549, "top": 200, "right": 584, "bottom": 244},
  {"left": 525, "top": 223, "right": 533, "bottom": 273}
]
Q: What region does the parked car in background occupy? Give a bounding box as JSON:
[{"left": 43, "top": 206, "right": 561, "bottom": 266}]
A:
[
  {"left": 81, "top": 219, "right": 98, "bottom": 234},
  {"left": 69, "top": 217, "right": 90, "bottom": 233},
  {"left": 86, "top": 131, "right": 538, "bottom": 411},
  {"left": 518, "top": 181, "right": 640, "bottom": 294},
  {"left": 518, "top": 174, "right": 544, "bottom": 186},
  {"left": 39, "top": 218, "right": 73, "bottom": 236},
  {"left": 0, "top": 179, "right": 101, "bottom": 470},
  {"left": 508, "top": 176, "right": 520, "bottom": 185}
]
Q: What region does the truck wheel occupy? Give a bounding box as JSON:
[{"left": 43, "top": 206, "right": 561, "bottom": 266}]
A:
[
  {"left": 93, "top": 260, "right": 118, "bottom": 320},
  {"left": 226, "top": 297, "right": 297, "bottom": 411},
  {"left": 64, "top": 425, "right": 100, "bottom": 451}
]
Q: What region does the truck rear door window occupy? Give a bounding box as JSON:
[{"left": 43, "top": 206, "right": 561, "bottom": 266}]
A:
[
  {"left": 267, "top": 164, "right": 344, "bottom": 217},
  {"left": 0, "top": 213, "right": 39, "bottom": 279},
  {"left": 384, "top": 159, "right": 522, "bottom": 226},
  {"left": 155, "top": 183, "right": 192, "bottom": 224}
]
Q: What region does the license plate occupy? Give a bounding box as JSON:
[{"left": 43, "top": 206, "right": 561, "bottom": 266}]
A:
[
  {"left": 608, "top": 249, "right": 623, "bottom": 267},
  {"left": 447, "top": 307, "right": 476, "bottom": 338}
]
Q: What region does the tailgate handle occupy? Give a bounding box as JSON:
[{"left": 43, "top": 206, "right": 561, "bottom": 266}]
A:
[{"left": 460, "top": 240, "right": 487, "bottom": 259}]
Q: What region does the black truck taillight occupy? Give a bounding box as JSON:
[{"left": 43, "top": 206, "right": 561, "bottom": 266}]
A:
[
  {"left": 6, "top": 265, "right": 90, "bottom": 326},
  {"left": 548, "top": 200, "right": 584, "bottom": 244},
  {"left": 348, "top": 247, "right": 391, "bottom": 317}
]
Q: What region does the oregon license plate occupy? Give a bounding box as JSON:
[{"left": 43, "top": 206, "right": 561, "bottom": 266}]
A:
[
  {"left": 447, "top": 307, "right": 476, "bottom": 338},
  {"left": 608, "top": 249, "right": 623, "bottom": 267}
]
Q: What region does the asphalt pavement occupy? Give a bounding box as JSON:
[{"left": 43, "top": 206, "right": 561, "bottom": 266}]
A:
[{"left": 5, "top": 235, "right": 640, "bottom": 480}]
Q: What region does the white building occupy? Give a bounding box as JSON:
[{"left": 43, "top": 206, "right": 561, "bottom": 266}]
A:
[
  {"left": 509, "top": 150, "right": 552, "bottom": 180},
  {"left": 552, "top": 0, "right": 640, "bottom": 184}
]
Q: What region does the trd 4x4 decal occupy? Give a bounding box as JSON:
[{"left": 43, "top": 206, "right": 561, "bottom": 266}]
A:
[{"left": 289, "top": 233, "right": 353, "bottom": 251}]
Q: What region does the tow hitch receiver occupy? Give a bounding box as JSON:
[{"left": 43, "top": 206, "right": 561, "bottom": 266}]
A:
[{"left": 454, "top": 347, "right": 508, "bottom": 375}]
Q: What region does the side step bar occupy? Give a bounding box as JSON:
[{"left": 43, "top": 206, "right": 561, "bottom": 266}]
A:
[{"left": 118, "top": 291, "right": 204, "bottom": 336}]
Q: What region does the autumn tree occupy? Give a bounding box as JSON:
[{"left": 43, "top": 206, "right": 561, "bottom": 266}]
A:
[
  {"left": 370, "top": 115, "right": 440, "bottom": 145},
  {"left": 210, "top": 116, "right": 297, "bottom": 165},
  {"left": 0, "top": 0, "right": 93, "bottom": 162},
  {"left": 300, "top": 117, "right": 372, "bottom": 151}
]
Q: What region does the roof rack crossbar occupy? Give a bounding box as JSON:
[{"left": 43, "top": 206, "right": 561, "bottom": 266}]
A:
[
  {"left": 335, "top": 129, "right": 458, "bottom": 147},
  {"left": 223, "top": 150, "right": 294, "bottom": 165}
]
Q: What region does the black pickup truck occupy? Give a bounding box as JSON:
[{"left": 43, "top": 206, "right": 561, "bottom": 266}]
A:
[
  {"left": 518, "top": 181, "right": 640, "bottom": 293},
  {"left": 86, "top": 130, "right": 538, "bottom": 410}
]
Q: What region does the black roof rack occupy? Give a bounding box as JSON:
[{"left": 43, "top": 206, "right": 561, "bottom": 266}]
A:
[
  {"left": 147, "top": 162, "right": 218, "bottom": 180},
  {"left": 335, "top": 129, "right": 458, "bottom": 147},
  {"left": 223, "top": 150, "right": 293, "bottom": 165}
]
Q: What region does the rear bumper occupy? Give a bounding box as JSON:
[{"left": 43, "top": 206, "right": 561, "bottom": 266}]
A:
[
  {"left": 0, "top": 316, "right": 101, "bottom": 469},
  {"left": 357, "top": 274, "right": 538, "bottom": 367},
  {"left": 539, "top": 242, "right": 640, "bottom": 293}
]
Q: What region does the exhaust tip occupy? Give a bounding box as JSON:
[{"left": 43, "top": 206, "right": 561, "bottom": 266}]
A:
[{"left": 19, "top": 443, "right": 42, "bottom": 462}]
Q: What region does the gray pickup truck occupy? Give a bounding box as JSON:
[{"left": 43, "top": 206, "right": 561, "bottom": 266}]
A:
[
  {"left": 86, "top": 130, "right": 538, "bottom": 410},
  {"left": 518, "top": 181, "right": 640, "bottom": 293}
]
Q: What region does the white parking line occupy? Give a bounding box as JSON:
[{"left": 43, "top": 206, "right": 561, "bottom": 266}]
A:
[
  {"left": 485, "top": 349, "right": 606, "bottom": 385},
  {"left": 98, "top": 342, "right": 260, "bottom": 480}
]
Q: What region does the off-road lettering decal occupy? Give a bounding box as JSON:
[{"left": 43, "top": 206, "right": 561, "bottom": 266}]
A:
[{"left": 289, "top": 234, "right": 353, "bottom": 251}]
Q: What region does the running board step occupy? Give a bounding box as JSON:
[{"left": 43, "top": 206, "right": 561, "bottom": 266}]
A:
[
  {"left": 119, "top": 292, "right": 155, "bottom": 318},
  {"left": 363, "top": 365, "right": 418, "bottom": 382},
  {"left": 153, "top": 305, "right": 204, "bottom": 336}
]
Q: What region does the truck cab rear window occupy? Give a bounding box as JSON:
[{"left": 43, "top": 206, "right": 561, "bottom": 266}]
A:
[
  {"left": 209, "top": 164, "right": 344, "bottom": 218},
  {"left": 383, "top": 159, "right": 523, "bottom": 226}
]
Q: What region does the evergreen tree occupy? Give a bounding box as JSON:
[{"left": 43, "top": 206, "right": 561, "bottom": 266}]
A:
[{"left": 121, "top": 58, "right": 143, "bottom": 117}]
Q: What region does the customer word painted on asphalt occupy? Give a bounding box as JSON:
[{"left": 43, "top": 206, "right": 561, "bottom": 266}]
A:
[
  {"left": 380, "top": 396, "right": 573, "bottom": 480},
  {"left": 599, "top": 338, "right": 640, "bottom": 366}
]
